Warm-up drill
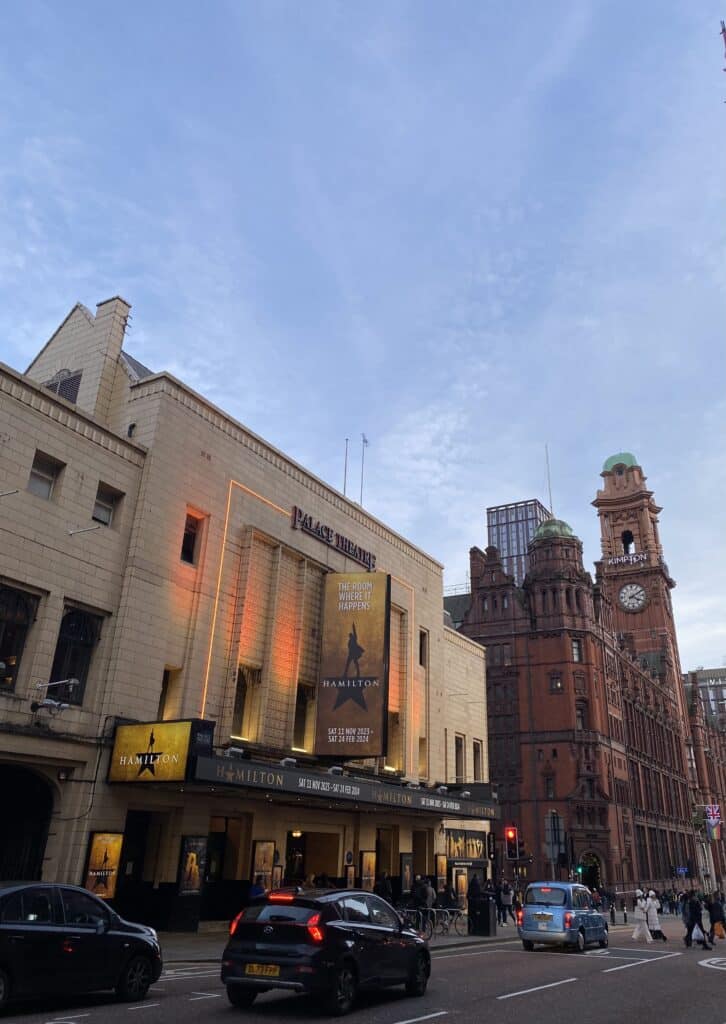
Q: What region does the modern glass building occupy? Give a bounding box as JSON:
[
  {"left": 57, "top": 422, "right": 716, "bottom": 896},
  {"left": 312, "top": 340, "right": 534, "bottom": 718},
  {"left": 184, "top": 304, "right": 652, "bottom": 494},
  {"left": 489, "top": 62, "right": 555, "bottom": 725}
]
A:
[{"left": 486, "top": 499, "right": 550, "bottom": 585}]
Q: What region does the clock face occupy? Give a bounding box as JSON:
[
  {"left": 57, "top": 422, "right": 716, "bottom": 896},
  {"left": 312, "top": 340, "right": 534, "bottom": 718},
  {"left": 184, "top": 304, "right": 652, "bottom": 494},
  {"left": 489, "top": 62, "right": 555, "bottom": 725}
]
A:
[{"left": 619, "top": 582, "right": 647, "bottom": 612}]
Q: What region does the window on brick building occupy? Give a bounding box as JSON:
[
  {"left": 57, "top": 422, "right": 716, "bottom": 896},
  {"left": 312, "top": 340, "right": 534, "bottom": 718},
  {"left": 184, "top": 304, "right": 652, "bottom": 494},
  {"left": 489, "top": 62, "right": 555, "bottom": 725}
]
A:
[
  {"left": 455, "top": 734, "right": 465, "bottom": 783},
  {"left": 572, "top": 638, "right": 583, "bottom": 662},
  {"left": 92, "top": 482, "right": 124, "bottom": 527},
  {"left": 49, "top": 607, "right": 103, "bottom": 705},
  {"left": 575, "top": 702, "right": 588, "bottom": 731},
  {"left": 473, "top": 739, "right": 483, "bottom": 781},
  {"left": 293, "top": 683, "right": 315, "bottom": 751},
  {"left": 622, "top": 530, "right": 635, "bottom": 554},
  {"left": 0, "top": 587, "right": 38, "bottom": 691},
  {"left": 28, "top": 451, "right": 64, "bottom": 500},
  {"left": 418, "top": 629, "right": 428, "bottom": 668},
  {"left": 549, "top": 673, "right": 563, "bottom": 693},
  {"left": 544, "top": 775, "right": 555, "bottom": 799},
  {"left": 232, "top": 665, "right": 261, "bottom": 741},
  {"left": 180, "top": 511, "right": 204, "bottom": 564}
]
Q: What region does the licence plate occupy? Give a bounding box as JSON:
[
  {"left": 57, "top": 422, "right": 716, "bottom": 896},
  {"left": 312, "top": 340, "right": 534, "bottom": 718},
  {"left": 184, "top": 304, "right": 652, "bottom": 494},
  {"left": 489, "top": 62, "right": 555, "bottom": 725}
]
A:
[
  {"left": 538, "top": 923, "right": 549, "bottom": 931},
  {"left": 245, "top": 964, "right": 280, "bottom": 977}
]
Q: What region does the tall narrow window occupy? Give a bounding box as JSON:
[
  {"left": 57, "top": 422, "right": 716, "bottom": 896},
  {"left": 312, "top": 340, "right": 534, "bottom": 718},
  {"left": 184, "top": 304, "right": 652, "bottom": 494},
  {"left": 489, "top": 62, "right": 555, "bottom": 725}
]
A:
[
  {"left": 180, "top": 512, "right": 203, "bottom": 564},
  {"left": 622, "top": 530, "right": 635, "bottom": 555},
  {"left": 544, "top": 775, "right": 555, "bottom": 799},
  {"left": 472, "top": 739, "right": 483, "bottom": 781},
  {"left": 232, "top": 666, "right": 260, "bottom": 740},
  {"left": 49, "top": 608, "right": 102, "bottom": 705},
  {"left": 157, "top": 667, "right": 182, "bottom": 720},
  {"left": 28, "top": 451, "right": 64, "bottom": 500},
  {"left": 418, "top": 629, "right": 428, "bottom": 668},
  {"left": 0, "top": 587, "right": 38, "bottom": 691},
  {"left": 572, "top": 638, "right": 583, "bottom": 663},
  {"left": 455, "top": 734, "right": 465, "bottom": 783},
  {"left": 292, "top": 683, "right": 315, "bottom": 751}
]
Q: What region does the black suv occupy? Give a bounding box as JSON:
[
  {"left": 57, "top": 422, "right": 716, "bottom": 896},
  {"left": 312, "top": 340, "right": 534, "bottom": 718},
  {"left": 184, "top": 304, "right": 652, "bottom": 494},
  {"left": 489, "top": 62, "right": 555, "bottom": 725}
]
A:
[
  {"left": 0, "top": 882, "right": 163, "bottom": 1011},
  {"left": 221, "top": 888, "right": 430, "bottom": 1015}
]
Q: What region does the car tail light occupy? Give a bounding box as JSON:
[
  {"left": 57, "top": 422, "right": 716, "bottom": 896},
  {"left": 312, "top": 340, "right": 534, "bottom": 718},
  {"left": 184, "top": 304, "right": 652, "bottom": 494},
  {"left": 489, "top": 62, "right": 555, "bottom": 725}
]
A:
[
  {"left": 306, "top": 912, "right": 324, "bottom": 943},
  {"left": 516, "top": 909, "right": 523, "bottom": 926},
  {"left": 269, "top": 893, "right": 295, "bottom": 902},
  {"left": 564, "top": 911, "right": 573, "bottom": 929},
  {"left": 229, "top": 910, "right": 245, "bottom": 936}
]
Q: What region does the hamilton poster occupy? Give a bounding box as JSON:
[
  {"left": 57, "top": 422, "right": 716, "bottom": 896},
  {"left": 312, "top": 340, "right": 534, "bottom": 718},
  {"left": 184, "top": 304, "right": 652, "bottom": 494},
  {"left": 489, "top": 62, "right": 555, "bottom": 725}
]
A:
[
  {"left": 108, "top": 720, "right": 193, "bottom": 783},
  {"left": 314, "top": 572, "right": 391, "bottom": 757},
  {"left": 84, "top": 832, "right": 123, "bottom": 899}
]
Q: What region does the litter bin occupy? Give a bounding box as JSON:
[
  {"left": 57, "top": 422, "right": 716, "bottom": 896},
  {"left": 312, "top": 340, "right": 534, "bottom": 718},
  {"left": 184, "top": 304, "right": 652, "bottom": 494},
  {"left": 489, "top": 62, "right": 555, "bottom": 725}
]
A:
[{"left": 470, "top": 895, "right": 497, "bottom": 936}]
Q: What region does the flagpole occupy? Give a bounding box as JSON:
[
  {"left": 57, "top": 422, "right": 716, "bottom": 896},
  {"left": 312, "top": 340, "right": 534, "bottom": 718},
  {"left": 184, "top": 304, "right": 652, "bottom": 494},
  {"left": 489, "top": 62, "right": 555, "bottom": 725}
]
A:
[
  {"left": 360, "top": 433, "right": 369, "bottom": 505},
  {"left": 343, "top": 437, "right": 349, "bottom": 496}
]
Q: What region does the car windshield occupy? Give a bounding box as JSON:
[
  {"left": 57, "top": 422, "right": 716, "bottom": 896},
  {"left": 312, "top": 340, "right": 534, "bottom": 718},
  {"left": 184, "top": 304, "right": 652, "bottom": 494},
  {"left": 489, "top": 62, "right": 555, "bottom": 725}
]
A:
[{"left": 525, "top": 886, "right": 567, "bottom": 906}]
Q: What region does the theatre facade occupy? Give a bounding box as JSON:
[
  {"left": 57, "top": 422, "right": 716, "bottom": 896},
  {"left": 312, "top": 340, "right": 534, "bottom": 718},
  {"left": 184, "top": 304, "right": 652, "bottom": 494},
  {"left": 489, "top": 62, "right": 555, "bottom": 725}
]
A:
[{"left": 0, "top": 297, "right": 495, "bottom": 929}]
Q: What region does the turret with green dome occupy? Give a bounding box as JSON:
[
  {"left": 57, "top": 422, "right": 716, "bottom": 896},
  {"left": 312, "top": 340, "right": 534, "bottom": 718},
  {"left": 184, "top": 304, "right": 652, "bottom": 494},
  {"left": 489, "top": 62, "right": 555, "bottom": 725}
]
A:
[
  {"left": 532, "top": 518, "right": 576, "bottom": 541},
  {"left": 602, "top": 452, "right": 638, "bottom": 473}
]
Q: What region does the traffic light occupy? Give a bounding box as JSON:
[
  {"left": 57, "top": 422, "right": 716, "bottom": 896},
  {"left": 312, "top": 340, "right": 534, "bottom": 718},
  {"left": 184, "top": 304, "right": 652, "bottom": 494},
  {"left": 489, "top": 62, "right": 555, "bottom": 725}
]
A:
[
  {"left": 505, "top": 826, "right": 518, "bottom": 860},
  {"left": 486, "top": 831, "right": 496, "bottom": 861},
  {"left": 517, "top": 836, "right": 526, "bottom": 860}
]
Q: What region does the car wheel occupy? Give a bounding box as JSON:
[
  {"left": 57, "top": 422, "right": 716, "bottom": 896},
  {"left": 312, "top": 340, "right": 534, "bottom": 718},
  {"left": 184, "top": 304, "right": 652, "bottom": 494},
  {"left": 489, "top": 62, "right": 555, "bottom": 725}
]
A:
[
  {"left": 405, "top": 952, "right": 428, "bottom": 997},
  {"left": 323, "top": 962, "right": 358, "bottom": 1016},
  {"left": 599, "top": 930, "right": 609, "bottom": 949},
  {"left": 522, "top": 940, "right": 534, "bottom": 951},
  {"left": 227, "top": 986, "right": 258, "bottom": 1008},
  {"left": 575, "top": 930, "right": 586, "bottom": 953},
  {"left": 115, "top": 955, "right": 153, "bottom": 1001},
  {"left": 0, "top": 968, "right": 10, "bottom": 1011}
]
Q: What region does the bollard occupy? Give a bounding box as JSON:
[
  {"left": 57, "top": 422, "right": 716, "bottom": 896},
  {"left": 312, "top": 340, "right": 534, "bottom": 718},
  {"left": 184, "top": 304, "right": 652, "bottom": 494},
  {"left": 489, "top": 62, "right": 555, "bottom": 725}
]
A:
[
  {"left": 610, "top": 904, "right": 615, "bottom": 925},
  {"left": 623, "top": 907, "right": 627, "bottom": 925}
]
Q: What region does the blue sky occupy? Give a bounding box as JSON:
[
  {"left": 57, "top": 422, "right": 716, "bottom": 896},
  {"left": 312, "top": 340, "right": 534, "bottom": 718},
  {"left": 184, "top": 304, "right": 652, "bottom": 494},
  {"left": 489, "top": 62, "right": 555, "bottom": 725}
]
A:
[{"left": 1, "top": 1, "right": 724, "bottom": 670}]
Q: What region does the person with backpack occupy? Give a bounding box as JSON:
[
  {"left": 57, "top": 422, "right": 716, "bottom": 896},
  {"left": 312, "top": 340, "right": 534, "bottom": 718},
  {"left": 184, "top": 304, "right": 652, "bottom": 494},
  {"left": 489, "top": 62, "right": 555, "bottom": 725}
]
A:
[{"left": 500, "top": 879, "right": 516, "bottom": 923}]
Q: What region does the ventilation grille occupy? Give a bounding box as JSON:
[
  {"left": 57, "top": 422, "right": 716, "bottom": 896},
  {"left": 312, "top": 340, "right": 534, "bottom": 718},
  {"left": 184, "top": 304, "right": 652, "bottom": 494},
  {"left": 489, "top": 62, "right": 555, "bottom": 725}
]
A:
[{"left": 44, "top": 369, "right": 82, "bottom": 404}]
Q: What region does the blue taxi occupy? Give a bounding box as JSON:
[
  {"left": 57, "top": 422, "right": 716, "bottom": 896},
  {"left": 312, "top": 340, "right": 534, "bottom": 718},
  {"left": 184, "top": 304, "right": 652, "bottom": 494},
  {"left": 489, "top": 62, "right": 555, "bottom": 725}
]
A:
[{"left": 516, "top": 882, "right": 608, "bottom": 952}]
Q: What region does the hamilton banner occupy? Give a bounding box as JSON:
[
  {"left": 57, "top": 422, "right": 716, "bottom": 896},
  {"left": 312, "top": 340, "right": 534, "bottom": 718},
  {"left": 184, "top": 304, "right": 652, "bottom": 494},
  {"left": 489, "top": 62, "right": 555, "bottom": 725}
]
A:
[
  {"left": 314, "top": 572, "right": 391, "bottom": 757},
  {"left": 108, "top": 720, "right": 193, "bottom": 783}
]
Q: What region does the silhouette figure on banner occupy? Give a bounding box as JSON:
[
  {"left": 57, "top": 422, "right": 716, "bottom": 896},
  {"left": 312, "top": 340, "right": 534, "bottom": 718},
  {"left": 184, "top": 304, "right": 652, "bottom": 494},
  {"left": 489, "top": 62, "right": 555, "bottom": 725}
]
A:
[{"left": 343, "top": 623, "right": 365, "bottom": 678}]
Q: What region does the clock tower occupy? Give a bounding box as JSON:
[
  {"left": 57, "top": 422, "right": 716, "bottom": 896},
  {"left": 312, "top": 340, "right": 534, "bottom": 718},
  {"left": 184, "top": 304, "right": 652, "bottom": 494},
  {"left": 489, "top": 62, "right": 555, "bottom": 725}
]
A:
[{"left": 592, "top": 452, "right": 684, "bottom": 699}]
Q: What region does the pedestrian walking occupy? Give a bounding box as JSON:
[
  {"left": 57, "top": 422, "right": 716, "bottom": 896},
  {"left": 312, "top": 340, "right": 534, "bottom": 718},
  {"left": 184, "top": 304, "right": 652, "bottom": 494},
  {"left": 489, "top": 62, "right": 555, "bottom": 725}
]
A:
[
  {"left": 684, "top": 891, "right": 712, "bottom": 950},
  {"left": 646, "top": 890, "right": 667, "bottom": 942},
  {"left": 705, "top": 893, "right": 725, "bottom": 943},
  {"left": 373, "top": 871, "right": 393, "bottom": 903},
  {"left": 631, "top": 889, "right": 653, "bottom": 943},
  {"left": 501, "top": 879, "right": 516, "bottom": 923}
]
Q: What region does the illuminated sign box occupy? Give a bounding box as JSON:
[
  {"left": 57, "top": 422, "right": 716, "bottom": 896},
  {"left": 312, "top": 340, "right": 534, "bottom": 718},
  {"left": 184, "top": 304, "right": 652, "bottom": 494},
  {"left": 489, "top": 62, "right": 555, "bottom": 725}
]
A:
[{"left": 108, "top": 719, "right": 214, "bottom": 783}]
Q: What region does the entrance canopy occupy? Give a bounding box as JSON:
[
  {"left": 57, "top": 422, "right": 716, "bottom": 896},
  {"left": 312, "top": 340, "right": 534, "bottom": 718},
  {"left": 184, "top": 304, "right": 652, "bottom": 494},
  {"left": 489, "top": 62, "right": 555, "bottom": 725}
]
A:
[{"left": 194, "top": 756, "right": 498, "bottom": 821}]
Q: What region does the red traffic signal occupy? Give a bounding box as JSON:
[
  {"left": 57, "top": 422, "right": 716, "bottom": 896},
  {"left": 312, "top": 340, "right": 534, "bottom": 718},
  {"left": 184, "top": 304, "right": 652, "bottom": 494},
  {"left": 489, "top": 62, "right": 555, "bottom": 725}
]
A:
[{"left": 505, "top": 826, "right": 518, "bottom": 860}]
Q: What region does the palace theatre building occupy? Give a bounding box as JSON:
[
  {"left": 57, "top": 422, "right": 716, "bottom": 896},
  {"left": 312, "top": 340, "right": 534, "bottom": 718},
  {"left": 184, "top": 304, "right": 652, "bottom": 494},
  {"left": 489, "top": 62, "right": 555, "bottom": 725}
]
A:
[{"left": 0, "top": 297, "right": 495, "bottom": 929}]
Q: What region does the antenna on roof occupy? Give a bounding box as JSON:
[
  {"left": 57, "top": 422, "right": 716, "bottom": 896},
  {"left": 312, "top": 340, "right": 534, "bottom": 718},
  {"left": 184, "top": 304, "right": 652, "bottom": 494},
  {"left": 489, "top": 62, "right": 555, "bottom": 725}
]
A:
[{"left": 545, "top": 443, "right": 554, "bottom": 516}]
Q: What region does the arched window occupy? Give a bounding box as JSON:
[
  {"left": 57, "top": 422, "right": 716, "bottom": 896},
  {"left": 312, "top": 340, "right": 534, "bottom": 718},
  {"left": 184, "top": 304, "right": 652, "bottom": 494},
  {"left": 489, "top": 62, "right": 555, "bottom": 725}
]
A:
[
  {"left": 49, "top": 608, "right": 102, "bottom": 705},
  {"left": 565, "top": 588, "right": 572, "bottom": 610},
  {"left": 0, "top": 587, "right": 38, "bottom": 691},
  {"left": 621, "top": 530, "right": 635, "bottom": 555}
]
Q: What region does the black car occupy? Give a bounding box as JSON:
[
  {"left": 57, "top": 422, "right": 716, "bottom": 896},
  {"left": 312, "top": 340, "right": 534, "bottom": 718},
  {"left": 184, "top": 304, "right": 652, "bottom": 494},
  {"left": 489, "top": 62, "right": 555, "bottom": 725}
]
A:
[
  {"left": 221, "top": 888, "right": 430, "bottom": 1015},
  {"left": 0, "top": 882, "right": 163, "bottom": 1011}
]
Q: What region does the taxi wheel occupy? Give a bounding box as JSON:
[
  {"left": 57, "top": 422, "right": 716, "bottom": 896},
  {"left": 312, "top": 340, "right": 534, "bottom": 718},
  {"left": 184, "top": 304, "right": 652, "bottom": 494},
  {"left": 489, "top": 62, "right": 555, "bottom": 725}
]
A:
[
  {"left": 0, "top": 967, "right": 10, "bottom": 1010},
  {"left": 522, "top": 940, "right": 534, "bottom": 951},
  {"left": 324, "top": 962, "right": 358, "bottom": 1015},
  {"left": 599, "top": 931, "right": 609, "bottom": 949},
  {"left": 575, "top": 930, "right": 586, "bottom": 953},
  {"left": 227, "top": 986, "right": 258, "bottom": 1008}
]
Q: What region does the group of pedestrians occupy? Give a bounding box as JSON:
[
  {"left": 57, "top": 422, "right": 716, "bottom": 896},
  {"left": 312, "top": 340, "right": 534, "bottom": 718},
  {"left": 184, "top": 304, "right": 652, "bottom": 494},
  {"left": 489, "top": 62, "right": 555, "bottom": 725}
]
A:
[{"left": 631, "top": 887, "right": 726, "bottom": 950}]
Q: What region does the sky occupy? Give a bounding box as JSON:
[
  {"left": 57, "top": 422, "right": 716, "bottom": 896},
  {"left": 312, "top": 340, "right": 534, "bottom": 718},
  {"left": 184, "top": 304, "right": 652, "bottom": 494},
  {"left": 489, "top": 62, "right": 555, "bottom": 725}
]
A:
[{"left": 0, "top": 1, "right": 724, "bottom": 671}]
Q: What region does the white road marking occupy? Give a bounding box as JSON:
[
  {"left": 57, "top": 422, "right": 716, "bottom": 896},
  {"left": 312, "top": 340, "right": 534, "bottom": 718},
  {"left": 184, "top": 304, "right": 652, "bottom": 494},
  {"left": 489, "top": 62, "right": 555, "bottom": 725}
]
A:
[
  {"left": 602, "top": 951, "right": 682, "bottom": 973},
  {"left": 189, "top": 991, "right": 222, "bottom": 1000},
  {"left": 45, "top": 1017, "right": 92, "bottom": 1024},
  {"left": 127, "top": 1004, "right": 161, "bottom": 1011},
  {"left": 698, "top": 957, "right": 726, "bottom": 971},
  {"left": 388, "top": 1012, "right": 448, "bottom": 1024},
  {"left": 498, "top": 977, "right": 577, "bottom": 1000}
]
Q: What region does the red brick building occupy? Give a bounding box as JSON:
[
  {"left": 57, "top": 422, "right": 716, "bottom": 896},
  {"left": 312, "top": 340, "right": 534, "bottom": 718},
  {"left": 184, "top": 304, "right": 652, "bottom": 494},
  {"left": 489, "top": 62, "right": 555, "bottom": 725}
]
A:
[{"left": 455, "top": 454, "right": 707, "bottom": 893}]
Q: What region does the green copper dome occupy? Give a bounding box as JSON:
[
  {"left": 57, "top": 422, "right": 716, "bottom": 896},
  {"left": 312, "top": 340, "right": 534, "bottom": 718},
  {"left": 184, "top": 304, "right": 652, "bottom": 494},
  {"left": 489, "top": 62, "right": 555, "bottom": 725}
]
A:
[
  {"left": 533, "top": 518, "right": 576, "bottom": 540},
  {"left": 602, "top": 452, "right": 638, "bottom": 472}
]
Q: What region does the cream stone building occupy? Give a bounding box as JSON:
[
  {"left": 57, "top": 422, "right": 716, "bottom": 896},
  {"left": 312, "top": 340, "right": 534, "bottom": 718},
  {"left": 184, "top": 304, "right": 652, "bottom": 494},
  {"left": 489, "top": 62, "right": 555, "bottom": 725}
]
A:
[{"left": 0, "top": 297, "right": 494, "bottom": 928}]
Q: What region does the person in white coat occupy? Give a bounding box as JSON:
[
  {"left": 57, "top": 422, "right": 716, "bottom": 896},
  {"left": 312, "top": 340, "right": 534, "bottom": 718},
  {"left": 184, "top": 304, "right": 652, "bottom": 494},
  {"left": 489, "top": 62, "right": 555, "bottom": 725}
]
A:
[
  {"left": 646, "top": 890, "right": 667, "bottom": 942},
  {"left": 631, "top": 889, "right": 653, "bottom": 943}
]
